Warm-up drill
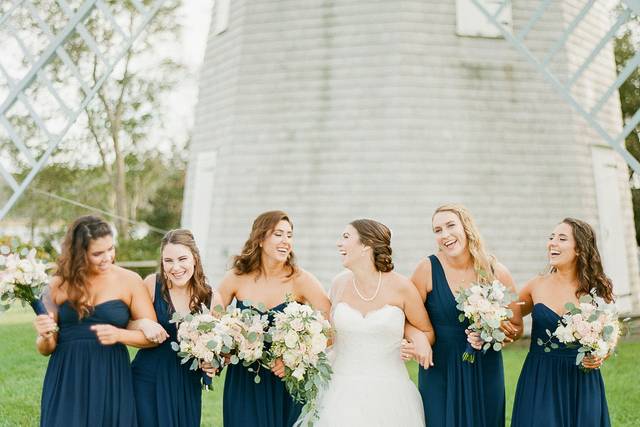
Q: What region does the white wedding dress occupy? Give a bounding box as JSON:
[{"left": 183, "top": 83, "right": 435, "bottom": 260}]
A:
[{"left": 312, "top": 302, "right": 425, "bottom": 427}]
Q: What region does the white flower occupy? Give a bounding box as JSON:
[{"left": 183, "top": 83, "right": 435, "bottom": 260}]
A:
[
  {"left": 311, "top": 333, "right": 327, "bottom": 354},
  {"left": 554, "top": 325, "right": 575, "bottom": 343},
  {"left": 290, "top": 318, "right": 304, "bottom": 332},
  {"left": 292, "top": 366, "right": 306, "bottom": 380},
  {"left": 284, "top": 330, "right": 299, "bottom": 348}
]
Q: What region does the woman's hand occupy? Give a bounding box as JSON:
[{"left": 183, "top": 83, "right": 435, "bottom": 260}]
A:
[
  {"left": 200, "top": 361, "right": 218, "bottom": 378},
  {"left": 90, "top": 324, "right": 123, "bottom": 345},
  {"left": 500, "top": 320, "right": 519, "bottom": 343},
  {"left": 401, "top": 339, "right": 415, "bottom": 361},
  {"left": 465, "top": 329, "right": 484, "bottom": 350},
  {"left": 137, "top": 318, "right": 169, "bottom": 344},
  {"left": 34, "top": 313, "right": 58, "bottom": 338},
  {"left": 582, "top": 354, "right": 604, "bottom": 370},
  {"left": 401, "top": 338, "right": 434, "bottom": 369},
  {"left": 271, "top": 358, "right": 285, "bottom": 378}
]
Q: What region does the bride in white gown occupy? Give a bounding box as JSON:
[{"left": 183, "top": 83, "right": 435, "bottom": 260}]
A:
[{"left": 311, "top": 219, "right": 435, "bottom": 427}]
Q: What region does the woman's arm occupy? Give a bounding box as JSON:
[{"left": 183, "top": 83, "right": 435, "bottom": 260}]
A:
[
  {"left": 34, "top": 315, "right": 58, "bottom": 355},
  {"left": 92, "top": 272, "right": 158, "bottom": 348},
  {"left": 402, "top": 278, "right": 436, "bottom": 368},
  {"left": 33, "top": 277, "right": 62, "bottom": 355},
  {"left": 296, "top": 270, "right": 331, "bottom": 321},
  {"left": 495, "top": 263, "right": 523, "bottom": 341},
  {"left": 216, "top": 271, "right": 238, "bottom": 308},
  {"left": 127, "top": 274, "right": 168, "bottom": 344},
  {"left": 409, "top": 258, "right": 432, "bottom": 302},
  {"left": 518, "top": 278, "right": 536, "bottom": 318},
  {"left": 402, "top": 277, "right": 435, "bottom": 343}
]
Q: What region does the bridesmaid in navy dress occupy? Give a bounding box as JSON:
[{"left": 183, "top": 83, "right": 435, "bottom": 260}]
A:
[
  {"left": 131, "top": 229, "right": 222, "bottom": 426},
  {"left": 511, "top": 218, "right": 612, "bottom": 427},
  {"left": 33, "top": 215, "right": 158, "bottom": 426},
  {"left": 216, "top": 210, "right": 331, "bottom": 427},
  {"left": 407, "top": 204, "right": 522, "bottom": 427}
]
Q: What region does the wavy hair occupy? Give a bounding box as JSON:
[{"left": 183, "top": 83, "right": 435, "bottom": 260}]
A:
[
  {"left": 232, "top": 210, "right": 298, "bottom": 278},
  {"left": 349, "top": 219, "right": 394, "bottom": 272},
  {"left": 56, "top": 215, "right": 113, "bottom": 318},
  {"left": 551, "top": 218, "right": 614, "bottom": 303},
  {"left": 433, "top": 204, "right": 496, "bottom": 284},
  {"left": 159, "top": 229, "right": 212, "bottom": 313}
]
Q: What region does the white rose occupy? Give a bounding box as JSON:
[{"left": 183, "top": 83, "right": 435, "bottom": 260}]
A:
[
  {"left": 310, "top": 333, "right": 327, "bottom": 354},
  {"left": 292, "top": 366, "right": 306, "bottom": 380},
  {"left": 290, "top": 318, "right": 304, "bottom": 332},
  {"left": 284, "top": 330, "right": 299, "bottom": 348},
  {"left": 283, "top": 350, "right": 300, "bottom": 367}
]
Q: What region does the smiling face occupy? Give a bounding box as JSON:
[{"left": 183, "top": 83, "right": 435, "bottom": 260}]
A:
[
  {"left": 162, "top": 243, "right": 195, "bottom": 287},
  {"left": 547, "top": 222, "right": 577, "bottom": 268},
  {"left": 432, "top": 210, "right": 468, "bottom": 257},
  {"left": 86, "top": 235, "right": 115, "bottom": 274},
  {"left": 261, "top": 220, "right": 293, "bottom": 264},
  {"left": 337, "top": 224, "right": 369, "bottom": 269}
]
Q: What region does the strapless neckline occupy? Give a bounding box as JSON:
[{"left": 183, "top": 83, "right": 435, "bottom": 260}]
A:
[{"left": 335, "top": 302, "right": 403, "bottom": 319}]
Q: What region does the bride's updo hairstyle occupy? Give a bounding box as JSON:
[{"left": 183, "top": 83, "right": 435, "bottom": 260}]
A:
[{"left": 350, "top": 219, "right": 394, "bottom": 272}]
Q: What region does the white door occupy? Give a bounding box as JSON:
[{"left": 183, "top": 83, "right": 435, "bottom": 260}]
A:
[
  {"left": 591, "top": 145, "right": 632, "bottom": 313},
  {"left": 185, "top": 150, "right": 218, "bottom": 263}
]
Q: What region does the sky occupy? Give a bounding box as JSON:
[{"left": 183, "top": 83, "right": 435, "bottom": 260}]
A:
[{"left": 149, "top": 0, "right": 214, "bottom": 156}]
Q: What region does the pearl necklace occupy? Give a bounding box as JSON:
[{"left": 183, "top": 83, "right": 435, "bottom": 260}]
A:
[{"left": 352, "top": 271, "right": 383, "bottom": 302}]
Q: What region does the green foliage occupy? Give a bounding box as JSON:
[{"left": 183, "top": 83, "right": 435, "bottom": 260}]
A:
[{"left": 5, "top": 155, "right": 185, "bottom": 268}]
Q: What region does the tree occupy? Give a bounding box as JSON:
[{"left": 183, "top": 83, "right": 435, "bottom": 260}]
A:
[
  {"left": 1, "top": 1, "right": 187, "bottom": 237},
  {"left": 76, "top": 0, "right": 185, "bottom": 235},
  {"left": 615, "top": 27, "right": 640, "bottom": 244}
]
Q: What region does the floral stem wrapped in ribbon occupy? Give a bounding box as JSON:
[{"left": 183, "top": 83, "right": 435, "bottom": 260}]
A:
[
  {"left": 455, "top": 280, "right": 517, "bottom": 363},
  {"left": 538, "top": 291, "right": 622, "bottom": 372},
  {"left": 265, "top": 301, "right": 333, "bottom": 424},
  {"left": 0, "top": 248, "right": 53, "bottom": 316}
]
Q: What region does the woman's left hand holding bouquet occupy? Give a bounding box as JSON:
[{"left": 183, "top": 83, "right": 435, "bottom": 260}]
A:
[{"left": 34, "top": 312, "right": 58, "bottom": 355}]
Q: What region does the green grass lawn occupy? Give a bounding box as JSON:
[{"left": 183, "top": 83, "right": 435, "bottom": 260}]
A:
[{"left": 2, "top": 307, "right": 639, "bottom": 426}]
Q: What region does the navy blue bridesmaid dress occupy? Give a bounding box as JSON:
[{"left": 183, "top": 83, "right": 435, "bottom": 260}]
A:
[
  {"left": 511, "top": 303, "right": 611, "bottom": 427},
  {"left": 131, "top": 276, "right": 203, "bottom": 427},
  {"left": 223, "top": 300, "right": 302, "bottom": 427},
  {"left": 40, "top": 299, "right": 137, "bottom": 426},
  {"left": 418, "top": 255, "right": 505, "bottom": 427}
]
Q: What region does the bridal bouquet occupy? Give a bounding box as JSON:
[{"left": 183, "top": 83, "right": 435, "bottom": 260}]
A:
[
  {"left": 266, "top": 301, "right": 333, "bottom": 423},
  {"left": 171, "top": 304, "right": 270, "bottom": 381},
  {"left": 538, "top": 292, "right": 621, "bottom": 372},
  {"left": 455, "top": 280, "right": 517, "bottom": 363},
  {"left": 0, "top": 248, "right": 52, "bottom": 315}
]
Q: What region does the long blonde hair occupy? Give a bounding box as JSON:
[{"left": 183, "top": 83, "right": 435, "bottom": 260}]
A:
[{"left": 433, "top": 204, "right": 496, "bottom": 284}]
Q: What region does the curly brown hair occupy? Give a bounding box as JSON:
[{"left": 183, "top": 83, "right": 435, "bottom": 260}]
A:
[
  {"left": 159, "top": 229, "right": 212, "bottom": 313},
  {"left": 232, "top": 210, "right": 298, "bottom": 278},
  {"left": 349, "top": 219, "right": 394, "bottom": 272},
  {"left": 550, "top": 218, "right": 614, "bottom": 303},
  {"left": 56, "top": 215, "right": 113, "bottom": 318}
]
